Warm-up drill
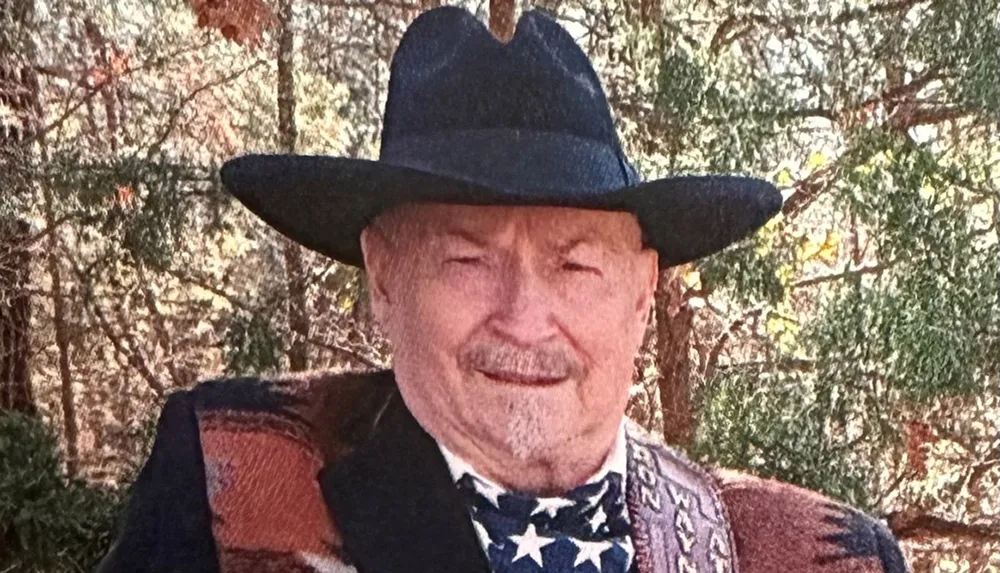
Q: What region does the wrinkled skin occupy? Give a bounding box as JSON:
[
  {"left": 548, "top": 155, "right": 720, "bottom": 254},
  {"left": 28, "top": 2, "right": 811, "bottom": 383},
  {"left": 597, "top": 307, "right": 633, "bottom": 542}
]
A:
[{"left": 361, "top": 203, "right": 658, "bottom": 495}]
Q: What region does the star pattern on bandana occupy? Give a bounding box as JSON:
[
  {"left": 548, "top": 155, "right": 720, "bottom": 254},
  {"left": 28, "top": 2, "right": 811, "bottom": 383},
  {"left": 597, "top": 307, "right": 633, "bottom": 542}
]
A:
[{"left": 457, "top": 471, "right": 634, "bottom": 573}]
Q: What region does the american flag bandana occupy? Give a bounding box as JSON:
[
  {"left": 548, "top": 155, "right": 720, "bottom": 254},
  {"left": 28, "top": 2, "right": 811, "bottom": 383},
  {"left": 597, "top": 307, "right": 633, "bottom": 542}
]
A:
[{"left": 456, "top": 470, "right": 635, "bottom": 573}]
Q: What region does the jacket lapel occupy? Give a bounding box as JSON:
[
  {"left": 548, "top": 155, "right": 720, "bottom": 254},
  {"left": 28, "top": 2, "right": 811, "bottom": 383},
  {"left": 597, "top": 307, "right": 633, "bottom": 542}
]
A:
[
  {"left": 623, "top": 425, "right": 739, "bottom": 573},
  {"left": 319, "top": 391, "right": 492, "bottom": 573}
]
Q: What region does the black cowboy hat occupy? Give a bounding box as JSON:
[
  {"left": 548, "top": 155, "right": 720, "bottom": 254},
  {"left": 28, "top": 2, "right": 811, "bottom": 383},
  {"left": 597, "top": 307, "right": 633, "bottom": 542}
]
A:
[{"left": 220, "top": 6, "right": 782, "bottom": 268}]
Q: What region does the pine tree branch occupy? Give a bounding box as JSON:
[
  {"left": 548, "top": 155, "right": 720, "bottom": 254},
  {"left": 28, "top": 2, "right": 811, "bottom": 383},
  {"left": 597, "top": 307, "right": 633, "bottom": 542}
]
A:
[{"left": 709, "top": 0, "right": 930, "bottom": 54}]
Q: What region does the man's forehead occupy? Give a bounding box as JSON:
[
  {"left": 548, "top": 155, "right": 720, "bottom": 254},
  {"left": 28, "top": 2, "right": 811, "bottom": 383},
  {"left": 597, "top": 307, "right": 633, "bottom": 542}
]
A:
[{"left": 385, "top": 203, "right": 643, "bottom": 244}]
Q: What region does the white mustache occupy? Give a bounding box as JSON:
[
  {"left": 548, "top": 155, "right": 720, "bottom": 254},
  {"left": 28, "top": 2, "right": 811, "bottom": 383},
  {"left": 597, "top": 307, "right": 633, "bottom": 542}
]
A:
[{"left": 461, "top": 341, "right": 582, "bottom": 381}]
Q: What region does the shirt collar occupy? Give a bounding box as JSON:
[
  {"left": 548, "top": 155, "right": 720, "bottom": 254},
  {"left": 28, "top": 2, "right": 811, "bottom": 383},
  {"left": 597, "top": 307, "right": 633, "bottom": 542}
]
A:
[{"left": 438, "top": 420, "right": 629, "bottom": 493}]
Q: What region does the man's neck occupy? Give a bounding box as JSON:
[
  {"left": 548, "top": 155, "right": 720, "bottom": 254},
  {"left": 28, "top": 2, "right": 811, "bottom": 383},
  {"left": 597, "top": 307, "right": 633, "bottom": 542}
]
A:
[{"left": 437, "top": 422, "right": 627, "bottom": 496}]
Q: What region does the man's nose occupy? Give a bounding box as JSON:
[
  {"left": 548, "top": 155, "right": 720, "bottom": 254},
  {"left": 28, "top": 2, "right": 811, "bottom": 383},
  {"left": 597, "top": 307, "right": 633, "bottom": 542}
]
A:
[{"left": 489, "top": 260, "right": 560, "bottom": 345}]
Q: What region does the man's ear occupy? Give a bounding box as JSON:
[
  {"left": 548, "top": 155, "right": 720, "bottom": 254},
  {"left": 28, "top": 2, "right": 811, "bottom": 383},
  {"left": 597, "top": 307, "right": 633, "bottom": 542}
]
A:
[
  {"left": 360, "top": 227, "right": 392, "bottom": 328},
  {"left": 635, "top": 248, "right": 659, "bottom": 326}
]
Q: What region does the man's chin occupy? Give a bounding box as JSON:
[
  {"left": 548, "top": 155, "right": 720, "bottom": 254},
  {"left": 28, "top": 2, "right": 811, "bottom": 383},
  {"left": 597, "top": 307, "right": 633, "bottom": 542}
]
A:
[{"left": 476, "top": 400, "right": 576, "bottom": 462}]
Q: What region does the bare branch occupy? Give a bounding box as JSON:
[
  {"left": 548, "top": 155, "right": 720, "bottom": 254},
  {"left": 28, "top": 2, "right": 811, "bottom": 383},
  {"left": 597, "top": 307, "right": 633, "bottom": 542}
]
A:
[
  {"left": 703, "top": 307, "right": 764, "bottom": 381},
  {"left": 777, "top": 107, "right": 838, "bottom": 122},
  {"left": 23, "top": 211, "right": 88, "bottom": 248},
  {"left": 305, "top": 0, "right": 420, "bottom": 10},
  {"left": 781, "top": 163, "right": 839, "bottom": 219},
  {"left": 886, "top": 511, "right": 999, "bottom": 542},
  {"left": 146, "top": 60, "right": 267, "bottom": 157},
  {"left": 889, "top": 105, "right": 976, "bottom": 130},
  {"left": 69, "top": 261, "right": 166, "bottom": 396},
  {"left": 140, "top": 281, "right": 185, "bottom": 387},
  {"left": 89, "top": 300, "right": 166, "bottom": 397},
  {"left": 792, "top": 262, "right": 890, "bottom": 288},
  {"left": 164, "top": 268, "right": 383, "bottom": 369},
  {"left": 25, "top": 39, "right": 216, "bottom": 146},
  {"left": 719, "top": 358, "right": 816, "bottom": 373},
  {"left": 23, "top": 79, "right": 110, "bottom": 146}
]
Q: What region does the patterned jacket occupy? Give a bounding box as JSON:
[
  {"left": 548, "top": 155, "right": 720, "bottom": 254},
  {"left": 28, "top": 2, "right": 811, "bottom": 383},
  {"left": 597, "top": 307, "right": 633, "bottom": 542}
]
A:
[{"left": 96, "top": 370, "right": 909, "bottom": 573}]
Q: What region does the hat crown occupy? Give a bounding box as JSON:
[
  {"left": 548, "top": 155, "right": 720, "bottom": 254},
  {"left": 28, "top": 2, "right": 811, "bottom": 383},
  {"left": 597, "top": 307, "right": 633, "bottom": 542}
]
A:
[
  {"left": 382, "top": 7, "right": 620, "bottom": 147},
  {"left": 217, "top": 6, "right": 782, "bottom": 270}
]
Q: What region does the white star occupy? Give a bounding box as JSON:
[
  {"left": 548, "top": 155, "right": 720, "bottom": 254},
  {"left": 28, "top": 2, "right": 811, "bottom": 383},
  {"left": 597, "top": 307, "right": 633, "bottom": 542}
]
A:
[
  {"left": 589, "top": 504, "right": 608, "bottom": 532},
  {"left": 531, "top": 496, "right": 576, "bottom": 518},
  {"left": 471, "top": 477, "right": 503, "bottom": 507},
  {"left": 473, "top": 519, "right": 492, "bottom": 548},
  {"left": 510, "top": 523, "right": 555, "bottom": 566},
  {"left": 573, "top": 540, "right": 611, "bottom": 569},
  {"left": 586, "top": 480, "right": 609, "bottom": 507}
]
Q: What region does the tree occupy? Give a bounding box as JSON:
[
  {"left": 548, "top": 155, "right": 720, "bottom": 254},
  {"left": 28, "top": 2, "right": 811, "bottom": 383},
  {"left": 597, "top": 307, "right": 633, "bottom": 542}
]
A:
[
  {"left": 277, "top": 0, "right": 312, "bottom": 372},
  {"left": 490, "top": 0, "right": 516, "bottom": 40},
  {"left": 0, "top": 0, "right": 37, "bottom": 416},
  {"left": 543, "top": 0, "right": 998, "bottom": 569},
  {"left": 2, "top": 1, "right": 995, "bottom": 571}
]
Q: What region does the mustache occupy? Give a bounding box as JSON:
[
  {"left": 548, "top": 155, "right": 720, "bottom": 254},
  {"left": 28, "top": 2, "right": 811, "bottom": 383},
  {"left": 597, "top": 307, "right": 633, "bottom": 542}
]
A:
[{"left": 459, "top": 340, "right": 583, "bottom": 381}]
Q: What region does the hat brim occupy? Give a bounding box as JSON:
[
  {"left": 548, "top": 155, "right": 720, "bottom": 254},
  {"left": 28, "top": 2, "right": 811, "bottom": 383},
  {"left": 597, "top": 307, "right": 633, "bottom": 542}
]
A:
[{"left": 219, "top": 154, "right": 782, "bottom": 269}]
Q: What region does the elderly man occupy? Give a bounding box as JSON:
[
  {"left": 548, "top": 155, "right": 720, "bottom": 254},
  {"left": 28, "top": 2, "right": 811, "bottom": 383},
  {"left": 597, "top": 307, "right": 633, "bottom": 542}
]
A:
[{"left": 98, "top": 7, "right": 909, "bottom": 573}]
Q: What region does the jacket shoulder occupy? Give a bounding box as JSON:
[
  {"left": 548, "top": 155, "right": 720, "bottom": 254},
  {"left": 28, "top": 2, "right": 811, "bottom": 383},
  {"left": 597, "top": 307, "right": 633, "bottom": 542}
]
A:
[
  {"left": 713, "top": 470, "right": 909, "bottom": 573},
  {"left": 189, "top": 369, "right": 396, "bottom": 461},
  {"left": 97, "top": 391, "right": 218, "bottom": 573},
  {"left": 185, "top": 369, "right": 394, "bottom": 570}
]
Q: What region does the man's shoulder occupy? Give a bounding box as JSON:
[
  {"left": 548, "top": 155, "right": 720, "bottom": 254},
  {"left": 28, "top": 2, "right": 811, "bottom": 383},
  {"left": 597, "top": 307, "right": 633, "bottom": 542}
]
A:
[
  {"left": 173, "top": 368, "right": 397, "bottom": 461},
  {"left": 183, "top": 368, "right": 394, "bottom": 410},
  {"left": 712, "top": 469, "right": 909, "bottom": 573}
]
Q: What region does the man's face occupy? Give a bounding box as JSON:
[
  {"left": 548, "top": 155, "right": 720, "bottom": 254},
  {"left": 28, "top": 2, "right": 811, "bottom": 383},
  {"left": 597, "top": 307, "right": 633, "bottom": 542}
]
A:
[{"left": 361, "top": 203, "right": 658, "bottom": 469}]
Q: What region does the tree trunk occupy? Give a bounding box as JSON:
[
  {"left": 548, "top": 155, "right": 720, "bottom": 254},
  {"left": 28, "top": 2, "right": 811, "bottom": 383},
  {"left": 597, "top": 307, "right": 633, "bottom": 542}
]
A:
[
  {"left": 0, "top": 0, "right": 38, "bottom": 415},
  {"left": 489, "top": 0, "right": 516, "bottom": 41},
  {"left": 639, "top": 0, "right": 661, "bottom": 24},
  {"left": 654, "top": 268, "right": 695, "bottom": 447},
  {"left": 277, "top": 0, "right": 310, "bottom": 372},
  {"left": 46, "top": 227, "right": 78, "bottom": 476},
  {"left": 0, "top": 221, "right": 34, "bottom": 415}
]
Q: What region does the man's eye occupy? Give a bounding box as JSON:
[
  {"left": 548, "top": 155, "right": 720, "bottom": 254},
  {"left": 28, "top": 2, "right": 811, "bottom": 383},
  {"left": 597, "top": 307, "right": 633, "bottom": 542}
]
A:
[
  {"left": 447, "top": 256, "right": 483, "bottom": 265},
  {"left": 562, "top": 261, "right": 600, "bottom": 275}
]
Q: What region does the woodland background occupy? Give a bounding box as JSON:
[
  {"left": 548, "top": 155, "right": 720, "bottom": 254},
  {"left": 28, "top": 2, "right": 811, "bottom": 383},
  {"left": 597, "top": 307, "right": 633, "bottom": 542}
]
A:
[{"left": 0, "top": 0, "right": 997, "bottom": 571}]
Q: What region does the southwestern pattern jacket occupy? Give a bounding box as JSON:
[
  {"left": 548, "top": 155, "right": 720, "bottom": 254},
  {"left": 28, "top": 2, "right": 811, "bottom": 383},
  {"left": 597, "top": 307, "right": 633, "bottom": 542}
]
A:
[{"left": 96, "top": 370, "right": 910, "bottom": 573}]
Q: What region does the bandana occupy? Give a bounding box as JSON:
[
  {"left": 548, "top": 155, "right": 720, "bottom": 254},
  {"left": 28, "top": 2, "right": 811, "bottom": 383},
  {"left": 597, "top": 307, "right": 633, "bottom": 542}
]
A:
[
  {"left": 456, "top": 470, "right": 634, "bottom": 573},
  {"left": 440, "top": 426, "right": 634, "bottom": 573}
]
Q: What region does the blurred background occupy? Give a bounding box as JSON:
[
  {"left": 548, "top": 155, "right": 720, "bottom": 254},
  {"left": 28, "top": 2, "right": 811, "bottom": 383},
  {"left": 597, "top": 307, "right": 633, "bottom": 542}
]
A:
[{"left": 0, "top": 0, "right": 997, "bottom": 570}]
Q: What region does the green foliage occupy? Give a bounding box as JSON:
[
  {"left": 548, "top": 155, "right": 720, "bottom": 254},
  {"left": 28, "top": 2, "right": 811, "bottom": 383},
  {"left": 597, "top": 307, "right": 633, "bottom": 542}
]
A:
[
  {"left": 42, "top": 152, "right": 228, "bottom": 271},
  {"left": 223, "top": 310, "right": 285, "bottom": 376},
  {"left": 0, "top": 413, "right": 125, "bottom": 573},
  {"left": 654, "top": 51, "right": 706, "bottom": 136},
  {"left": 694, "top": 368, "right": 874, "bottom": 509},
  {"left": 808, "top": 261, "right": 999, "bottom": 402},
  {"left": 909, "top": 0, "right": 1000, "bottom": 115},
  {"left": 680, "top": 1, "right": 1000, "bottom": 532},
  {"left": 830, "top": 130, "right": 1000, "bottom": 400},
  {"left": 699, "top": 231, "right": 787, "bottom": 307},
  {"left": 653, "top": 48, "right": 793, "bottom": 172}
]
